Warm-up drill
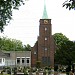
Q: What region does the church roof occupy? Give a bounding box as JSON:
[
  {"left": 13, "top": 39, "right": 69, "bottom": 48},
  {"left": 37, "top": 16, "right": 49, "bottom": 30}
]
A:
[{"left": 42, "top": 0, "right": 48, "bottom": 19}]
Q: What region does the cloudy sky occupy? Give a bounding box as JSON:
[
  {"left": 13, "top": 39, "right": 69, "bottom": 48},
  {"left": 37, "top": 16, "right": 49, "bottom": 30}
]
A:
[{"left": 0, "top": 0, "right": 75, "bottom": 47}]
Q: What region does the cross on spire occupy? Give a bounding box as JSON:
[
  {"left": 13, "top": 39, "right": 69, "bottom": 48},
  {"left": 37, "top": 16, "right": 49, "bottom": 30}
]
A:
[{"left": 42, "top": 0, "right": 48, "bottom": 19}]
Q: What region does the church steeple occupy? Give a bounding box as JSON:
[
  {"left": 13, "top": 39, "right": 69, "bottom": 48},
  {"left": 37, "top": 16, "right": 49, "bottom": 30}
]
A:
[{"left": 42, "top": 0, "right": 48, "bottom": 19}]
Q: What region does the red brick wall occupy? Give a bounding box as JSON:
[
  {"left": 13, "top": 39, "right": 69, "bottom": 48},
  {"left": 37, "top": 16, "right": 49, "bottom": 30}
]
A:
[{"left": 31, "top": 19, "right": 55, "bottom": 67}]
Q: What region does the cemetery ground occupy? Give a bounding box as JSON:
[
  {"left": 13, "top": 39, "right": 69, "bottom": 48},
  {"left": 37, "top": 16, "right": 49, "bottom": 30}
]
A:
[
  {"left": 0, "top": 66, "right": 54, "bottom": 75},
  {"left": 0, "top": 66, "right": 75, "bottom": 75}
]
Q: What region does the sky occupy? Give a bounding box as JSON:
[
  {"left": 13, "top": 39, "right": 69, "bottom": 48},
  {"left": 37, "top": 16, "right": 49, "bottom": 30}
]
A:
[{"left": 0, "top": 0, "right": 75, "bottom": 47}]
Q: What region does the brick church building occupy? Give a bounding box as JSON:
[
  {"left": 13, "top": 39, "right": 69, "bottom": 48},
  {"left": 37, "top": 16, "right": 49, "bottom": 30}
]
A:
[
  {"left": 31, "top": 1, "right": 55, "bottom": 67},
  {"left": 0, "top": 1, "right": 55, "bottom": 68}
]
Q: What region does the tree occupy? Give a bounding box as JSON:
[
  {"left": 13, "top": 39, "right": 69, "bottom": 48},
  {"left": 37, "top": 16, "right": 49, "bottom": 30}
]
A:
[
  {"left": 53, "top": 33, "right": 69, "bottom": 50},
  {"left": 55, "top": 41, "right": 75, "bottom": 65},
  {"left": 0, "top": 37, "right": 31, "bottom": 51},
  {"left": 0, "top": 37, "right": 24, "bottom": 51},
  {"left": 55, "top": 41, "right": 72, "bottom": 65},
  {"left": 23, "top": 44, "right": 31, "bottom": 51},
  {"left": 63, "top": 0, "right": 75, "bottom": 10},
  {"left": 54, "top": 33, "right": 75, "bottom": 65},
  {"left": 0, "top": 36, "right": 32, "bottom": 51},
  {"left": 0, "top": 0, "right": 25, "bottom": 32},
  {"left": 53, "top": 33, "right": 69, "bottom": 65}
]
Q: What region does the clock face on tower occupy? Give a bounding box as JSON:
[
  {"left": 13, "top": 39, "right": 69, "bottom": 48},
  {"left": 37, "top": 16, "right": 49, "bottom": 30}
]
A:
[{"left": 44, "top": 20, "right": 48, "bottom": 24}]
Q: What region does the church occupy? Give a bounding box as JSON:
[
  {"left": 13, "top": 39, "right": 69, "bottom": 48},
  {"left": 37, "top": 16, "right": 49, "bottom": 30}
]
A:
[
  {"left": 0, "top": 1, "right": 55, "bottom": 68},
  {"left": 31, "top": 1, "right": 55, "bottom": 67}
]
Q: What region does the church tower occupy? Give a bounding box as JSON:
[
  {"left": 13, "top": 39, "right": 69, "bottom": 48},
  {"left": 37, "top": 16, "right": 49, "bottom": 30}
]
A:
[{"left": 31, "top": 0, "right": 54, "bottom": 67}]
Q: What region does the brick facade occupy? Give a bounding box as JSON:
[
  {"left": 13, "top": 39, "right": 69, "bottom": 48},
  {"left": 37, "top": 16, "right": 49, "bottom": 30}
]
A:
[{"left": 31, "top": 19, "right": 55, "bottom": 67}]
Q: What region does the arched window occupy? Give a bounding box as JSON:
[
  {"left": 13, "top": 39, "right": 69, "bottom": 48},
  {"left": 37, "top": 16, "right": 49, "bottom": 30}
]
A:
[
  {"left": 45, "top": 37, "right": 47, "bottom": 40},
  {"left": 45, "top": 27, "right": 47, "bottom": 31},
  {"left": 45, "top": 47, "right": 47, "bottom": 50}
]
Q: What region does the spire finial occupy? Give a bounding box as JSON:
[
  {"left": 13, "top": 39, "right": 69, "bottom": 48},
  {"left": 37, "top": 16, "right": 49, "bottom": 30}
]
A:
[{"left": 42, "top": 0, "right": 48, "bottom": 19}]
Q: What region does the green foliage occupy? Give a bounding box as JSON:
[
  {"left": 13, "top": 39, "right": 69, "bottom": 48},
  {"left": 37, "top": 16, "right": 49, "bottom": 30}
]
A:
[
  {"left": 36, "top": 61, "right": 41, "bottom": 68},
  {"left": 0, "top": 0, "right": 25, "bottom": 32},
  {"left": 54, "top": 33, "right": 75, "bottom": 65},
  {"left": 13, "top": 67, "right": 17, "bottom": 75},
  {"left": 23, "top": 44, "right": 31, "bottom": 51},
  {"left": 0, "top": 36, "right": 31, "bottom": 51},
  {"left": 0, "top": 71, "right": 3, "bottom": 75},
  {"left": 63, "top": 0, "right": 75, "bottom": 10},
  {"left": 53, "top": 33, "right": 69, "bottom": 50},
  {"left": 54, "top": 64, "right": 58, "bottom": 71},
  {"left": 44, "top": 66, "right": 51, "bottom": 70},
  {"left": 66, "top": 65, "right": 71, "bottom": 72},
  {"left": 23, "top": 67, "right": 28, "bottom": 75}
]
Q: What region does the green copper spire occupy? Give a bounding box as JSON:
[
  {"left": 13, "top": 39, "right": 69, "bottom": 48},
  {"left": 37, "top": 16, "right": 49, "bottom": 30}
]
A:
[{"left": 42, "top": 0, "right": 48, "bottom": 19}]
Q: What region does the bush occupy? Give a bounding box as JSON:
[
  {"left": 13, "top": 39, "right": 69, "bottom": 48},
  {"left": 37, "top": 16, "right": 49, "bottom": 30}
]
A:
[
  {"left": 36, "top": 61, "right": 41, "bottom": 68},
  {"left": 66, "top": 65, "right": 71, "bottom": 72},
  {"left": 54, "top": 65, "right": 58, "bottom": 71},
  {"left": 31, "top": 67, "right": 37, "bottom": 72},
  {"left": 7, "top": 69, "right": 11, "bottom": 74},
  {"left": 0, "top": 71, "right": 3, "bottom": 75},
  {"left": 13, "top": 67, "right": 17, "bottom": 75}
]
